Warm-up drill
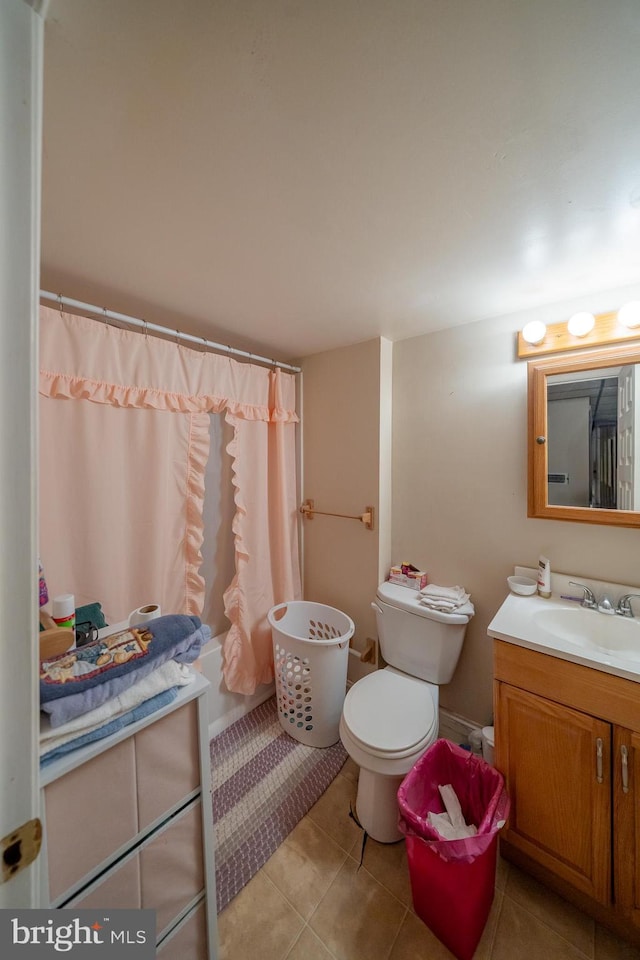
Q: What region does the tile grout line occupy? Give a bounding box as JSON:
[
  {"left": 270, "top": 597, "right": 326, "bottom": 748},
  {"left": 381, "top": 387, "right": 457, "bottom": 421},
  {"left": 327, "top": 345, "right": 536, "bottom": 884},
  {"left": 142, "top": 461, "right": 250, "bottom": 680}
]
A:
[
  {"left": 499, "top": 887, "right": 595, "bottom": 960},
  {"left": 384, "top": 905, "right": 411, "bottom": 960},
  {"left": 304, "top": 806, "right": 418, "bottom": 912},
  {"left": 484, "top": 885, "right": 505, "bottom": 959},
  {"left": 282, "top": 921, "right": 342, "bottom": 960},
  {"left": 266, "top": 828, "right": 413, "bottom": 958}
]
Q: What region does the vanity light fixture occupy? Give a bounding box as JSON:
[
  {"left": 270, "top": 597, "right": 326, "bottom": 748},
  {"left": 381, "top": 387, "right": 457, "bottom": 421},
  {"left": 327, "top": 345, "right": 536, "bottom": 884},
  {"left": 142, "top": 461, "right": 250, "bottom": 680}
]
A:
[
  {"left": 518, "top": 302, "right": 640, "bottom": 358},
  {"left": 617, "top": 300, "right": 640, "bottom": 329},
  {"left": 567, "top": 311, "right": 595, "bottom": 337},
  {"left": 522, "top": 320, "right": 547, "bottom": 345}
]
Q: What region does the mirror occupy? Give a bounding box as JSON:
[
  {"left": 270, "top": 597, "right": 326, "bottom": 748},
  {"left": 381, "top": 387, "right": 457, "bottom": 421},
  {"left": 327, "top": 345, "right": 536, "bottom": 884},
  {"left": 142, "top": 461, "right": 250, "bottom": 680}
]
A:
[{"left": 528, "top": 344, "right": 640, "bottom": 527}]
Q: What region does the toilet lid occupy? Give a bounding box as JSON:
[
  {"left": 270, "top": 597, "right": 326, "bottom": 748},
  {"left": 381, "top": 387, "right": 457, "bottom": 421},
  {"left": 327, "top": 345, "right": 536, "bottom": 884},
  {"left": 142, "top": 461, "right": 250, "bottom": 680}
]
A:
[
  {"left": 377, "top": 581, "right": 469, "bottom": 624},
  {"left": 343, "top": 669, "right": 437, "bottom": 754}
]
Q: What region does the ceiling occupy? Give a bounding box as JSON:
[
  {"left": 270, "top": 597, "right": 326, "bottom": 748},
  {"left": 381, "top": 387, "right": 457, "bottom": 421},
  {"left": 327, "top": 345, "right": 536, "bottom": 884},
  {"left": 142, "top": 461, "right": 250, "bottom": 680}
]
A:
[{"left": 40, "top": 0, "right": 640, "bottom": 362}]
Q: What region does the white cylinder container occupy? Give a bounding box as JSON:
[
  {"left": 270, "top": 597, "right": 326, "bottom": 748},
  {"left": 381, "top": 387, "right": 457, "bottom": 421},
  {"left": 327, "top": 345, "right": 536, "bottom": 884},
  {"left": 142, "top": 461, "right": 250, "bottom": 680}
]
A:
[
  {"left": 52, "top": 593, "right": 75, "bottom": 643},
  {"left": 481, "top": 726, "right": 495, "bottom": 766}
]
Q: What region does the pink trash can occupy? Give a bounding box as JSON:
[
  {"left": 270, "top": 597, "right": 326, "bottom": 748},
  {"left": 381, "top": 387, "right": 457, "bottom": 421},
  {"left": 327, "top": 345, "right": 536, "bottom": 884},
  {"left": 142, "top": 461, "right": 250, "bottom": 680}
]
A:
[{"left": 397, "top": 739, "right": 510, "bottom": 960}]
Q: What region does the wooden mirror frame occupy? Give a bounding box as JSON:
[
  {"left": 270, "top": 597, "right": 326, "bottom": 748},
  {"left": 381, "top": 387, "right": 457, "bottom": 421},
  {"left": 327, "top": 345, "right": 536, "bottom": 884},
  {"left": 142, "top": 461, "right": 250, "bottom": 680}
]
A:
[{"left": 528, "top": 343, "right": 640, "bottom": 527}]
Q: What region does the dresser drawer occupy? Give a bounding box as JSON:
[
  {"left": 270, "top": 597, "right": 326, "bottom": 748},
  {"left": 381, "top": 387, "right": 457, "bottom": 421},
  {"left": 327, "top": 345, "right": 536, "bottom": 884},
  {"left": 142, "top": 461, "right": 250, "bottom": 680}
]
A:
[
  {"left": 157, "top": 899, "right": 209, "bottom": 959},
  {"left": 139, "top": 801, "right": 205, "bottom": 938},
  {"left": 66, "top": 800, "right": 204, "bottom": 936},
  {"left": 135, "top": 700, "right": 200, "bottom": 829},
  {"left": 69, "top": 854, "right": 141, "bottom": 910},
  {"left": 45, "top": 737, "right": 138, "bottom": 901}
]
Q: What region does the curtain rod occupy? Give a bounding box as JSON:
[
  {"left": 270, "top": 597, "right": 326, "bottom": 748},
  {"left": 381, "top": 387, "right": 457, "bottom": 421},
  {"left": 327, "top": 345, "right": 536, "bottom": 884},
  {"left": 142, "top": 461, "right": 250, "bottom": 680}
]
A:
[{"left": 39, "top": 291, "right": 302, "bottom": 374}]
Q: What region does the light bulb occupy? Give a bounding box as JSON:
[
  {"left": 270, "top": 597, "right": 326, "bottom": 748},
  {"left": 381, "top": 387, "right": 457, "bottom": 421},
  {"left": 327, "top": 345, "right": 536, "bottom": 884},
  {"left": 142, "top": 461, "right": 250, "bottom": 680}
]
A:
[
  {"left": 567, "top": 312, "right": 595, "bottom": 337},
  {"left": 617, "top": 301, "right": 640, "bottom": 329},
  {"left": 522, "top": 320, "right": 547, "bottom": 345}
]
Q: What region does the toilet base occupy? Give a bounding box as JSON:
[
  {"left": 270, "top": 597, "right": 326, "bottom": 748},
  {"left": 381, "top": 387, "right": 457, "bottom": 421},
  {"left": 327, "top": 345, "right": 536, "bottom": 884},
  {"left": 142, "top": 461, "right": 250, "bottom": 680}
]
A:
[{"left": 355, "top": 768, "right": 406, "bottom": 843}]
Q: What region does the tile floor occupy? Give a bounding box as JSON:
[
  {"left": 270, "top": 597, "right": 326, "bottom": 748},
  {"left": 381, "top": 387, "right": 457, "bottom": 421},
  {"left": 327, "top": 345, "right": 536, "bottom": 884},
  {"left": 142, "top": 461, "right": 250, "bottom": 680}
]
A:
[{"left": 217, "top": 756, "right": 640, "bottom": 960}]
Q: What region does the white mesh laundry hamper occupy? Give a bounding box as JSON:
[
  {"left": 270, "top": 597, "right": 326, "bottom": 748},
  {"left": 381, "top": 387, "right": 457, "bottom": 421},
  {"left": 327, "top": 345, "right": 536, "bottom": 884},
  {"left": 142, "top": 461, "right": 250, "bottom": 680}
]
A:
[{"left": 268, "top": 600, "right": 355, "bottom": 748}]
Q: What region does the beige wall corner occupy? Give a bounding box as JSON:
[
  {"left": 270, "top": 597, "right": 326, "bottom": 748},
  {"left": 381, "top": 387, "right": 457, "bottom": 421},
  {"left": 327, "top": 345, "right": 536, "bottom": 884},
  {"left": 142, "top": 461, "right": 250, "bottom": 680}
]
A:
[{"left": 301, "top": 338, "right": 392, "bottom": 682}]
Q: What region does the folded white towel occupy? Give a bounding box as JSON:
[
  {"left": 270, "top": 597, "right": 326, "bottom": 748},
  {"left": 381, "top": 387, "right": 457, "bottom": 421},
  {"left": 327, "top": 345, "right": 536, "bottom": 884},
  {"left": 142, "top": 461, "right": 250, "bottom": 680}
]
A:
[
  {"left": 421, "top": 597, "right": 463, "bottom": 610},
  {"left": 420, "top": 584, "right": 468, "bottom": 602},
  {"left": 419, "top": 597, "right": 474, "bottom": 613}
]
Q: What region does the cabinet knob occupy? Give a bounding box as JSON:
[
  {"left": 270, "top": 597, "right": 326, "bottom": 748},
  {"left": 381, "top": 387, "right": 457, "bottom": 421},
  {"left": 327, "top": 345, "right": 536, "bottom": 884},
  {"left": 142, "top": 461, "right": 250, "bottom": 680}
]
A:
[{"left": 536, "top": 436, "right": 547, "bottom": 445}]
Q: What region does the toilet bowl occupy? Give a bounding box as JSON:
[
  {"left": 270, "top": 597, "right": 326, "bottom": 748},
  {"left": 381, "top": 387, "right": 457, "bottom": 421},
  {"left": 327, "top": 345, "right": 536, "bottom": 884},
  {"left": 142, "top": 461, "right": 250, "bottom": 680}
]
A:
[
  {"left": 339, "top": 666, "right": 439, "bottom": 843},
  {"left": 340, "top": 580, "right": 471, "bottom": 843}
]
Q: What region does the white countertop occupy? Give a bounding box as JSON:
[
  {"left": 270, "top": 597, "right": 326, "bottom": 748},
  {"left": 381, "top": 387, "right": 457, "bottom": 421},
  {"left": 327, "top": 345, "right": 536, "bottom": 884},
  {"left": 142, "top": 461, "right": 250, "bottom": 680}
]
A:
[{"left": 488, "top": 590, "right": 640, "bottom": 684}]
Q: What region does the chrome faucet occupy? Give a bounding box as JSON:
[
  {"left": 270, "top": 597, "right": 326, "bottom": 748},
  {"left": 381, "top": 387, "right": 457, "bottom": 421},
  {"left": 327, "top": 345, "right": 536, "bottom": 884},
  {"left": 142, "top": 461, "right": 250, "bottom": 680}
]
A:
[
  {"left": 596, "top": 594, "right": 616, "bottom": 615},
  {"left": 568, "top": 581, "right": 597, "bottom": 609},
  {"left": 616, "top": 594, "right": 640, "bottom": 618}
]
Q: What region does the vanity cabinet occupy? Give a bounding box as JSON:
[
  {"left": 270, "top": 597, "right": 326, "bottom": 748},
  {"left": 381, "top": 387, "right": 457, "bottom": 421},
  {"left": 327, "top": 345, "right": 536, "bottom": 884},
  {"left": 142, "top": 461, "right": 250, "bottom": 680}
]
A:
[
  {"left": 496, "top": 682, "right": 611, "bottom": 903},
  {"left": 494, "top": 639, "right": 640, "bottom": 939},
  {"left": 39, "top": 672, "right": 218, "bottom": 958}
]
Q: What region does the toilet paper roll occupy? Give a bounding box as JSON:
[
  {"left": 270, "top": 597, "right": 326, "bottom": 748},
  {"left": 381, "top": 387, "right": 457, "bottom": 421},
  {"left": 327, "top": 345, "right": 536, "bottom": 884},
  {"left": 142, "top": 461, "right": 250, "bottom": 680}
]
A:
[{"left": 129, "top": 604, "right": 162, "bottom": 627}]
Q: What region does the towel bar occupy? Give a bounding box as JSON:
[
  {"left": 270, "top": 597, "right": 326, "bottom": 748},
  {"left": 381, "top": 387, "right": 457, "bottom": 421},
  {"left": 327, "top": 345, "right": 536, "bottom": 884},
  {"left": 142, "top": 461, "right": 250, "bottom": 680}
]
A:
[{"left": 300, "top": 499, "right": 374, "bottom": 530}]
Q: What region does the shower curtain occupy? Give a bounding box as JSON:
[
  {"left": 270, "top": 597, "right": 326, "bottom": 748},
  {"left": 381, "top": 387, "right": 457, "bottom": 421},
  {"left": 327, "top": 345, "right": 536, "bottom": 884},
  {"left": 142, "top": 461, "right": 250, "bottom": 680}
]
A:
[{"left": 39, "top": 306, "right": 301, "bottom": 695}]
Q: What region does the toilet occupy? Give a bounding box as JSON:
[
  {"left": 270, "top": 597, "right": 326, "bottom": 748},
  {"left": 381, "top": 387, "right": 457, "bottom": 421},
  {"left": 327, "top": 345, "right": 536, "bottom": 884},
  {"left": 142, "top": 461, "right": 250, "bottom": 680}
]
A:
[{"left": 339, "top": 580, "right": 471, "bottom": 843}]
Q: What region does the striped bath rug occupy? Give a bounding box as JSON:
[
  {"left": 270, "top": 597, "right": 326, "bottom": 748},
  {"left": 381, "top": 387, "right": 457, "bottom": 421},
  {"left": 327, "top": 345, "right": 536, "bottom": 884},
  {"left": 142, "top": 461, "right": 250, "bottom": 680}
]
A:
[{"left": 210, "top": 695, "right": 348, "bottom": 912}]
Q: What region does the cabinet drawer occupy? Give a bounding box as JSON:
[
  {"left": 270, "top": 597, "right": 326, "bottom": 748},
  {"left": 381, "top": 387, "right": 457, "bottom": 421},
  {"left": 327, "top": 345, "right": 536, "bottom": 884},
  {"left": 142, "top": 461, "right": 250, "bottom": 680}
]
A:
[
  {"left": 69, "top": 855, "right": 141, "bottom": 910},
  {"left": 66, "top": 801, "right": 205, "bottom": 933},
  {"left": 135, "top": 701, "right": 200, "bottom": 829},
  {"left": 157, "top": 899, "right": 209, "bottom": 959},
  {"left": 139, "top": 801, "right": 204, "bottom": 937},
  {"left": 45, "top": 737, "right": 138, "bottom": 901}
]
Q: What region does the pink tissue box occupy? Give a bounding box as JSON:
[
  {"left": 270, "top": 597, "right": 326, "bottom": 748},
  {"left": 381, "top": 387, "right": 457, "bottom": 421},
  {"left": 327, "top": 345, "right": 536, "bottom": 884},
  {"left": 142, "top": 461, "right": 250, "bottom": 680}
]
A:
[{"left": 388, "top": 564, "right": 428, "bottom": 591}]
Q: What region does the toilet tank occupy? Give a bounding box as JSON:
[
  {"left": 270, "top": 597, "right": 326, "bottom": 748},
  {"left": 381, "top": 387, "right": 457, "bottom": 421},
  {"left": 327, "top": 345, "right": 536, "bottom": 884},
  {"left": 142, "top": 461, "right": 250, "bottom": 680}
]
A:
[{"left": 373, "top": 581, "right": 470, "bottom": 684}]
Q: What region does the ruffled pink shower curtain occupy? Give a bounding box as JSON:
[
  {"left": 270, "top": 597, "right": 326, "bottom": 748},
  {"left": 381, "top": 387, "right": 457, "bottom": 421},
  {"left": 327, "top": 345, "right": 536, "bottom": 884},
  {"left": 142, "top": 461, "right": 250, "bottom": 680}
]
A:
[{"left": 39, "top": 306, "right": 301, "bottom": 694}]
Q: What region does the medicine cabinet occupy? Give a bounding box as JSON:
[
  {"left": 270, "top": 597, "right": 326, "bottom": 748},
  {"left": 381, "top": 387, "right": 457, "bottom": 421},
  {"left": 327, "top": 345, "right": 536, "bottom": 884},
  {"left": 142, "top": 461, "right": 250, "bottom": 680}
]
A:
[{"left": 528, "top": 344, "right": 640, "bottom": 528}]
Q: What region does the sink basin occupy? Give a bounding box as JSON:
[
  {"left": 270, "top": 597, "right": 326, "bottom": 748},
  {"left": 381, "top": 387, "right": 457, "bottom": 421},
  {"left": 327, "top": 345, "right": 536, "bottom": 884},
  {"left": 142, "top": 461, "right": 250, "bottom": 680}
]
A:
[{"left": 533, "top": 606, "right": 640, "bottom": 662}]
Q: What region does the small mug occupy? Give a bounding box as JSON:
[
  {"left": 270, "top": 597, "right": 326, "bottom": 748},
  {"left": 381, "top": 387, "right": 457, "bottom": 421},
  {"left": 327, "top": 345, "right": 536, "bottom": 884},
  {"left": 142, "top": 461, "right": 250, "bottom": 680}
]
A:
[{"left": 129, "top": 604, "right": 161, "bottom": 627}]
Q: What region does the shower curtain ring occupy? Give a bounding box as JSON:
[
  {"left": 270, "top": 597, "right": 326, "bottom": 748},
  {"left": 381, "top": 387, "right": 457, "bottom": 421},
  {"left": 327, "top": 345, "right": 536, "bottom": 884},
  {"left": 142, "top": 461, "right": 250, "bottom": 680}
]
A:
[
  {"left": 143, "top": 320, "right": 148, "bottom": 340},
  {"left": 175, "top": 329, "right": 181, "bottom": 345},
  {"left": 57, "top": 293, "right": 63, "bottom": 313},
  {"left": 103, "top": 307, "right": 110, "bottom": 327}
]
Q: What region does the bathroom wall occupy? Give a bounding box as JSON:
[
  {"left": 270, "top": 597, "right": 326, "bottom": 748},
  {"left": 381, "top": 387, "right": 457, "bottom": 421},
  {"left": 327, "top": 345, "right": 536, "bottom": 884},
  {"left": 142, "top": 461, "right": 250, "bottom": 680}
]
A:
[
  {"left": 301, "top": 337, "right": 392, "bottom": 683},
  {"left": 299, "top": 283, "right": 640, "bottom": 728},
  {"left": 393, "top": 283, "right": 640, "bottom": 725}
]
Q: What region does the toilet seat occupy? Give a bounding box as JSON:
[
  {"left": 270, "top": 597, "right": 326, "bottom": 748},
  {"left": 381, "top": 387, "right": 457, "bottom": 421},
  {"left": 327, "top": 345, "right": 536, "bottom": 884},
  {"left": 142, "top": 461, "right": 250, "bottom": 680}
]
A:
[{"left": 342, "top": 668, "right": 437, "bottom": 759}]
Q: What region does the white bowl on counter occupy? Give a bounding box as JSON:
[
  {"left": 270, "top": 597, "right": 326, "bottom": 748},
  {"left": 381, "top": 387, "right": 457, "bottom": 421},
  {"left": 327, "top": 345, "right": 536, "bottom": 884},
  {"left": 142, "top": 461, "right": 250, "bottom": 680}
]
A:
[{"left": 507, "top": 575, "right": 537, "bottom": 596}]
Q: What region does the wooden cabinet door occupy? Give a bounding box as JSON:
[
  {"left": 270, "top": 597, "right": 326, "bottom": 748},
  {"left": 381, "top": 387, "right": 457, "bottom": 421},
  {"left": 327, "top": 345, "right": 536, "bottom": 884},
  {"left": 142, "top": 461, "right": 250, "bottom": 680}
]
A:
[
  {"left": 613, "top": 727, "right": 640, "bottom": 926},
  {"left": 497, "top": 682, "right": 611, "bottom": 904}
]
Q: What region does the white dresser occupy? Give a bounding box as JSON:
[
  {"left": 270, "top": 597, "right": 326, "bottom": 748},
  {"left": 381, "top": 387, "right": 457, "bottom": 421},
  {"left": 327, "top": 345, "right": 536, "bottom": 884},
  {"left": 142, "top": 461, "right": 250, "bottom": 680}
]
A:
[{"left": 39, "top": 672, "right": 218, "bottom": 958}]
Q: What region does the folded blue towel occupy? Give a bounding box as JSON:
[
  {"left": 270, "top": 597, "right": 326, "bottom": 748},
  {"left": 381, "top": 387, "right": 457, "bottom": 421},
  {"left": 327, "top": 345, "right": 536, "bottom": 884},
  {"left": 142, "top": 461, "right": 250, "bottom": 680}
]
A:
[
  {"left": 40, "top": 614, "right": 210, "bottom": 727},
  {"left": 40, "top": 687, "right": 179, "bottom": 766}
]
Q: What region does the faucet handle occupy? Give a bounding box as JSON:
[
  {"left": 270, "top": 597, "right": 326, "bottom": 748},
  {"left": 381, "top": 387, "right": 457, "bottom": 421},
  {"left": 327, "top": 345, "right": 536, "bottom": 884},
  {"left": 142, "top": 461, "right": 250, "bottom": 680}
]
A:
[
  {"left": 568, "top": 581, "right": 597, "bottom": 608},
  {"left": 616, "top": 594, "right": 640, "bottom": 617}
]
